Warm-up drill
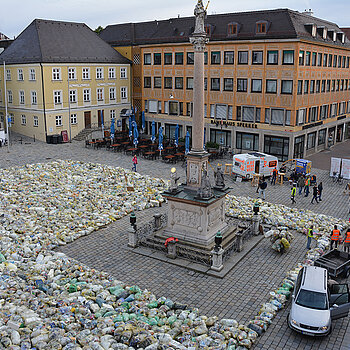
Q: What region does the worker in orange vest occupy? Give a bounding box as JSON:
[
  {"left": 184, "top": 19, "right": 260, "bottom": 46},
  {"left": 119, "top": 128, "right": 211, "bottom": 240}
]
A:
[
  {"left": 330, "top": 225, "right": 340, "bottom": 250},
  {"left": 343, "top": 227, "right": 350, "bottom": 253}
]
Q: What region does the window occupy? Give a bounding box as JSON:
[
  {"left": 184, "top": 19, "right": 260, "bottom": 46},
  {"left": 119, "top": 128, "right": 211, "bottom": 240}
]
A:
[
  {"left": 264, "top": 135, "right": 289, "bottom": 161},
  {"left": 186, "top": 77, "right": 194, "bottom": 90},
  {"left": 211, "top": 51, "right": 221, "bottom": 64},
  {"left": 228, "top": 23, "right": 238, "bottom": 35},
  {"left": 326, "top": 80, "right": 331, "bottom": 92},
  {"left": 299, "top": 51, "right": 304, "bottom": 65},
  {"left": 148, "top": 100, "right": 158, "bottom": 113},
  {"left": 21, "top": 114, "right": 26, "bottom": 125},
  {"left": 347, "top": 57, "right": 350, "bottom": 68},
  {"left": 29, "top": 69, "right": 36, "bottom": 81},
  {"left": 267, "top": 50, "right": 278, "bottom": 64},
  {"left": 332, "top": 79, "right": 335, "bottom": 92},
  {"left": 224, "top": 51, "right": 234, "bottom": 64},
  {"left": 120, "top": 67, "right": 127, "bottom": 79},
  {"left": 6, "top": 69, "right": 11, "bottom": 81},
  {"left": 338, "top": 55, "right": 342, "bottom": 68},
  {"left": 316, "top": 80, "right": 320, "bottom": 93},
  {"left": 7, "top": 90, "right": 12, "bottom": 103},
  {"left": 97, "top": 88, "right": 104, "bottom": 101},
  {"left": 153, "top": 53, "right": 161, "bottom": 65},
  {"left": 317, "top": 53, "right": 322, "bottom": 66},
  {"left": 323, "top": 54, "right": 328, "bottom": 67},
  {"left": 296, "top": 108, "right": 306, "bottom": 125},
  {"left": 164, "top": 53, "right": 172, "bottom": 65},
  {"left": 17, "top": 69, "right": 23, "bottom": 81},
  {"left": 236, "top": 132, "right": 259, "bottom": 151},
  {"left": 144, "top": 53, "right": 151, "bottom": 65},
  {"left": 224, "top": 78, "right": 233, "bottom": 91},
  {"left": 31, "top": 91, "right": 37, "bottom": 105},
  {"left": 33, "top": 116, "right": 38, "bottom": 127},
  {"left": 333, "top": 55, "right": 337, "bottom": 67},
  {"left": 305, "top": 51, "right": 311, "bottom": 66},
  {"left": 109, "top": 87, "right": 116, "bottom": 100},
  {"left": 110, "top": 110, "right": 116, "bottom": 120},
  {"left": 307, "top": 132, "right": 316, "bottom": 149},
  {"left": 320, "top": 105, "right": 328, "bottom": 119},
  {"left": 330, "top": 103, "right": 337, "bottom": 117},
  {"left": 70, "top": 113, "right": 77, "bottom": 125},
  {"left": 187, "top": 52, "right": 194, "bottom": 65},
  {"left": 312, "top": 52, "right": 317, "bottom": 66},
  {"left": 297, "top": 80, "right": 303, "bottom": 95},
  {"left": 211, "top": 78, "right": 220, "bottom": 91},
  {"left": 251, "top": 79, "right": 262, "bottom": 93},
  {"left": 283, "top": 50, "right": 294, "bottom": 64},
  {"left": 252, "top": 51, "right": 263, "bottom": 64},
  {"left": 83, "top": 89, "right": 90, "bottom": 102},
  {"left": 175, "top": 52, "right": 183, "bottom": 65},
  {"left": 175, "top": 77, "right": 183, "bottom": 89},
  {"left": 96, "top": 67, "right": 103, "bottom": 79},
  {"left": 121, "top": 87, "right": 127, "bottom": 100},
  {"left": 256, "top": 22, "right": 266, "bottom": 34},
  {"left": 82, "top": 68, "right": 90, "bottom": 80},
  {"left": 318, "top": 129, "right": 326, "bottom": 145},
  {"left": 55, "top": 115, "right": 62, "bottom": 127},
  {"left": 237, "top": 78, "right": 247, "bottom": 92},
  {"left": 52, "top": 68, "right": 61, "bottom": 80},
  {"left": 144, "top": 77, "right": 151, "bottom": 88},
  {"left": 241, "top": 106, "right": 255, "bottom": 122},
  {"left": 204, "top": 77, "right": 207, "bottom": 90},
  {"left": 204, "top": 52, "right": 208, "bottom": 64},
  {"left": 310, "top": 80, "right": 315, "bottom": 94},
  {"left": 308, "top": 106, "right": 318, "bottom": 122},
  {"left": 109, "top": 67, "right": 116, "bottom": 79},
  {"left": 151, "top": 77, "right": 160, "bottom": 89},
  {"left": 68, "top": 67, "right": 76, "bottom": 80},
  {"left": 54, "top": 91, "right": 62, "bottom": 104},
  {"left": 321, "top": 80, "right": 326, "bottom": 93},
  {"left": 266, "top": 79, "right": 277, "bottom": 93},
  {"left": 271, "top": 108, "right": 285, "bottom": 125},
  {"left": 164, "top": 77, "right": 172, "bottom": 89},
  {"left": 238, "top": 51, "right": 248, "bottom": 64},
  {"left": 328, "top": 54, "right": 333, "bottom": 67},
  {"left": 281, "top": 80, "right": 293, "bottom": 94},
  {"left": 19, "top": 90, "right": 25, "bottom": 104},
  {"left": 69, "top": 90, "right": 77, "bottom": 103}
]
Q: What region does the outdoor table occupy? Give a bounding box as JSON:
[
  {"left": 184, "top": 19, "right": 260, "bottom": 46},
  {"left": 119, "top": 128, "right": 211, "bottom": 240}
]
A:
[
  {"left": 144, "top": 151, "right": 156, "bottom": 160},
  {"left": 126, "top": 147, "right": 137, "bottom": 155},
  {"left": 174, "top": 152, "right": 184, "bottom": 161},
  {"left": 139, "top": 145, "right": 148, "bottom": 149},
  {"left": 278, "top": 172, "right": 285, "bottom": 185},
  {"left": 164, "top": 154, "right": 176, "bottom": 163},
  {"left": 110, "top": 143, "right": 121, "bottom": 152}
]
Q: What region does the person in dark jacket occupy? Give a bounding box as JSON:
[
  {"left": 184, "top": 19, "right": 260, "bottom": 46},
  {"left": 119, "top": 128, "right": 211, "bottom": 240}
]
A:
[
  {"left": 311, "top": 184, "right": 319, "bottom": 204},
  {"left": 258, "top": 176, "right": 267, "bottom": 200},
  {"left": 317, "top": 182, "right": 323, "bottom": 201}
]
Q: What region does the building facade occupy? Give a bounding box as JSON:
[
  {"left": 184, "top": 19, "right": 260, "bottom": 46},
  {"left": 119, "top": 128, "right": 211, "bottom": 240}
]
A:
[
  {"left": 0, "top": 19, "right": 131, "bottom": 142},
  {"left": 100, "top": 9, "right": 350, "bottom": 160}
]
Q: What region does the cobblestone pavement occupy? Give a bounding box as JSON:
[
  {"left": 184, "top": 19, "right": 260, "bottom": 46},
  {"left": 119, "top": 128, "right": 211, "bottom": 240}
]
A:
[{"left": 1, "top": 134, "right": 350, "bottom": 349}]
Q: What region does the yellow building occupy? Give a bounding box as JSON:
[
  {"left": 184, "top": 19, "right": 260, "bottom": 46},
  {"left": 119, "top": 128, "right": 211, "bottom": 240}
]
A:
[
  {"left": 0, "top": 19, "right": 131, "bottom": 142},
  {"left": 101, "top": 9, "right": 350, "bottom": 160}
]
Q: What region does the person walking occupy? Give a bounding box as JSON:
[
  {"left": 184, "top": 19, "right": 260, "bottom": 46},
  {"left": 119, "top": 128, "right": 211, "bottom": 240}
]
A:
[
  {"left": 304, "top": 176, "right": 310, "bottom": 197},
  {"left": 291, "top": 183, "right": 297, "bottom": 204},
  {"left": 271, "top": 167, "right": 278, "bottom": 185},
  {"left": 132, "top": 154, "right": 138, "bottom": 172},
  {"left": 317, "top": 182, "right": 323, "bottom": 201},
  {"left": 307, "top": 225, "right": 314, "bottom": 250},
  {"left": 258, "top": 176, "right": 267, "bottom": 200},
  {"left": 297, "top": 175, "right": 305, "bottom": 195},
  {"left": 343, "top": 227, "right": 350, "bottom": 253},
  {"left": 330, "top": 225, "right": 340, "bottom": 250},
  {"left": 311, "top": 184, "right": 319, "bottom": 204}
]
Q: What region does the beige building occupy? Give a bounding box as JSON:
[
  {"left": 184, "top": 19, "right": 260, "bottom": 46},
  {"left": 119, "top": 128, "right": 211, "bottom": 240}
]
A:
[{"left": 0, "top": 19, "right": 131, "bottom": 142}]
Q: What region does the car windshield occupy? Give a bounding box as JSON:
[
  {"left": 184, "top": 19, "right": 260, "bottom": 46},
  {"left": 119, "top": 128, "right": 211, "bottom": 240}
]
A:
[{"left": 296, "top": 289, "right": 328, "bottom": 310}]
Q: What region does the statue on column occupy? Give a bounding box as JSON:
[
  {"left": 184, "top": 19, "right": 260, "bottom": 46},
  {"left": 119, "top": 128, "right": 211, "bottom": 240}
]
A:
[
  {"left": 196, "top": 166, "right": 213, "bottom": 199},
  {"left": 193, "top": 0, "right": 206, "bottom": 34},
  {"left": 214, "top": 164, "right": 225, "bottom": 190}
]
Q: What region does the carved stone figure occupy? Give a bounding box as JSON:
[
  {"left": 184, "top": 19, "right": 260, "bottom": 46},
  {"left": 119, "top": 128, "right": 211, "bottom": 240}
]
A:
[
  {"left": 214, "top": 165, "right": 225, "bottom": 189},
  {"left": 197, "top": 167, "right": 213, "bottom": 199},
  {"left": 193, "top": 0, "right": 206, "bottom": 34},
  {"left": 169, "top": 169, "right": 180, "bottom": 193}
]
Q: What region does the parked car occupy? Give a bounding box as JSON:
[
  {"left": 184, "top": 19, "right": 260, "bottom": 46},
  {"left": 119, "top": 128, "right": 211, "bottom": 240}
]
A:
[{"left": 288, "top": 265, "right": 350, "bottom": 336}]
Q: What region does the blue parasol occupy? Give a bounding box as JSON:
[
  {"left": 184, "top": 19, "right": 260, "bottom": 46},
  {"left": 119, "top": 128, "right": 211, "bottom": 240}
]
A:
[
  {"left": 128, "top": 116, "right": 132, "bottom": 138},
  {"left": 132, "top": 121, "right": 139, "bottom": 147},
  {"left": 185, "top": 131, "right": 190, "bottom": 154},
  {"left": 141, "top": 111, "right": 145, "bottom": 132},
  {"left": 151, "top": 121, "right": 156, "bottom": 143},
  {"left": 110, "top": 118, "right": 115, "bottom": 140},
  {"left": 174, "top": 124, "right": 179, "bottom": 147},
  {"left": 158, "top": 126, "right": 164, "bottom": 152}
]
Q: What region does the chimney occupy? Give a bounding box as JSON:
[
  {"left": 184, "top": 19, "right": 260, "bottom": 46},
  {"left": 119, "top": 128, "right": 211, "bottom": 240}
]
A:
[{"left": 304, "top": 9, "right": 314, "bottom": 16}]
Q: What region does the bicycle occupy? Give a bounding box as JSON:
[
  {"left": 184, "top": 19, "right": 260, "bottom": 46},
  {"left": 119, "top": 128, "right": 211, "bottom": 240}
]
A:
[{"left": 332, "top": 172, "right": 343, "bottom": 185}]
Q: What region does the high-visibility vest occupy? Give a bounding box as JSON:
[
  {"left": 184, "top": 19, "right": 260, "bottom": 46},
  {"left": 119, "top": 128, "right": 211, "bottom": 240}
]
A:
[
  {"left": 344, "top": 232, "right": 350, "bottom": 244},
  {"left": 308, "top": 229, "right": 313, "bottom": 238},
  {"left": 331, "top": 229, "right": 340, "bottom": 241},
  {"left": 291, "top": 188, "right": 296, "bottom": 196}
]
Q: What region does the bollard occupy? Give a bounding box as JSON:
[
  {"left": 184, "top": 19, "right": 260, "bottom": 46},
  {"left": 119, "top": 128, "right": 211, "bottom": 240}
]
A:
[
  {"left": 166, "top": 240, "right": 177, "bottom": 259},
  {"left": 128, "top": 227, "right": 138, "bottom": 248},
  {"left": 211, "top": 248, "right": 224, "bottom": 271},
  {"left": 236, "top": 230, "right": 244, "bottom": 252},
  {"left": 154, "top": 213, "right": 162, "bottom": 230},
  {"left": 252, "top": 214, "right": 261, "bottom": 236}
]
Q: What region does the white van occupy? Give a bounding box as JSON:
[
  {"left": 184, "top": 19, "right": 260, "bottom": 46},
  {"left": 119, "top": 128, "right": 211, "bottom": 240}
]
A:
[
  {"left": 232, "top": 152, "right": 278, "bottom": 180},
  {"left": 288, "top": 266, "right": 350, "bottom": 336}
]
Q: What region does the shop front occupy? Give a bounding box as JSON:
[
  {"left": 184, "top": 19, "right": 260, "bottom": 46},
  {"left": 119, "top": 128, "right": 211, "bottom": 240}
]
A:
[{"left": 264, "top": 135, "right": 290, "bottom": 162}]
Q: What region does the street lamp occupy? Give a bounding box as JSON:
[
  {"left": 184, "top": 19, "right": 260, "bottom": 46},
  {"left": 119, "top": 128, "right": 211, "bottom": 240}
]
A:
[
  {"left": 214, "top": 231, "right": 223, "bottom": 251},
  {"left": 130, "top": 212, "right": 136, "bottom": 230},
  {"left": 253, "top": 202, "right": 260, "bottom": 215}
]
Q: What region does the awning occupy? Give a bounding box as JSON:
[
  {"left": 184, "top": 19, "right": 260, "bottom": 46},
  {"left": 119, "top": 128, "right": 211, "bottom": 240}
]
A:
[{"left": 120, "top": 109, "right": 133, "bottom": 117}]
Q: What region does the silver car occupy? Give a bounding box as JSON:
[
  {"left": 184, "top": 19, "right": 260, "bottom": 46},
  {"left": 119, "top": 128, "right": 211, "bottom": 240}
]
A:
[{"left": 288, "top": 265, "right": 350, "bottom": 336}]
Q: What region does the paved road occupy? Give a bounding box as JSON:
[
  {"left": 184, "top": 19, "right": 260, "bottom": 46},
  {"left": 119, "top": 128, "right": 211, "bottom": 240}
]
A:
[{"left": 1, "top": 134, "right": 350, "bottom": 349}]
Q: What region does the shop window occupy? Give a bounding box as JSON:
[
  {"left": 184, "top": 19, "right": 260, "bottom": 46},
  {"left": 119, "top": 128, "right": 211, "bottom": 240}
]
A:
[
  {"left": 236, "top": 132, "right": 259, "bottom": 151},
  {"left": 264, "top": 135, "right": 290, "bottom": 161},
  {"left": 307, "top": 132, "right": 316, "bottom": 149},
  {"left": 318, "top": 129, "right": 326, "bottom": 145}
]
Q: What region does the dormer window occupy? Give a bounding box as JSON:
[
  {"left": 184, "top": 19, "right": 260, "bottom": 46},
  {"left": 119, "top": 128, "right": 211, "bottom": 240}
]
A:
[
  {"left": 317, "top": 26, "right": 327, "bottom": 40},
  {"left": 256, "top": 21, "right": 267, "bottom": 34},
  {"left": 227, "top": 22, "right": 239, "bottom": 36},
  {"left": 205, "top": 25, "right": 212, "bottom": 36},
  {"left": 337, "top": 32, "right": 345, "bottom": 44},
  {"left": 305, "top": 23, "right": 317, "bottom": 37}
]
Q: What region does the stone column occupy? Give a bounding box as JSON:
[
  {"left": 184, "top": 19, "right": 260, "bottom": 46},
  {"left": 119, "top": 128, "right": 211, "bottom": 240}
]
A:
[
  {"left": 154, "top": 213, "right": 162, "bottom": 230},
  {"left": 166, "top": 240, "right": 177, "bottom": 259},
  {"left": 211, "top": 248, "right": 224, "bottom": 271},
  {"left": 252, "top": 214, "right": 261, "bottom": 236},
  {"left": 128, "top": 227, "right": 137, "bottom": 248}
]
